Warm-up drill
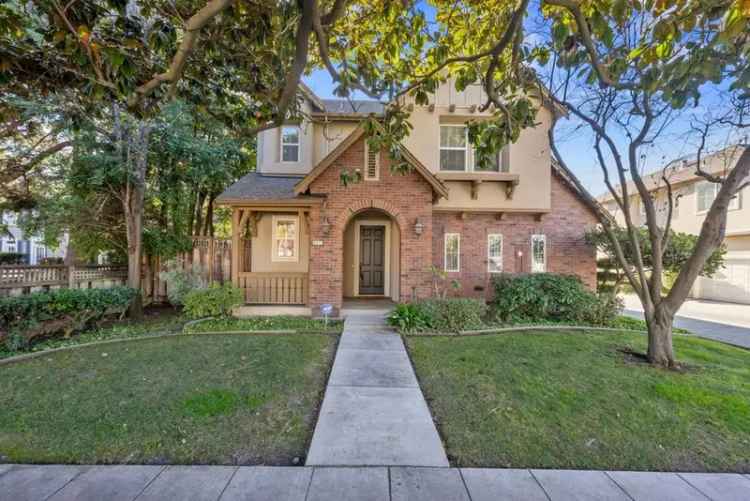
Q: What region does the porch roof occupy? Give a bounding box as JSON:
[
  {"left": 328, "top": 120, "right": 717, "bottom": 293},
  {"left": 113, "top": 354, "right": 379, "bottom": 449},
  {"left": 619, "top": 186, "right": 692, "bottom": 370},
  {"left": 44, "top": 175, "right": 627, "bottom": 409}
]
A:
[{"left": 217, "top": 173, "right": 313, "bottom": 205}]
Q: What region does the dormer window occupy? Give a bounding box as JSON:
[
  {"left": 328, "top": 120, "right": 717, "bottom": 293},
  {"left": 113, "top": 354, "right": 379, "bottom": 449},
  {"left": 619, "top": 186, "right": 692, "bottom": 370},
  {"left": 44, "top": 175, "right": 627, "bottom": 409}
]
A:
[{"left": 281, "top": 126, "right": 300, "bottom": 162}]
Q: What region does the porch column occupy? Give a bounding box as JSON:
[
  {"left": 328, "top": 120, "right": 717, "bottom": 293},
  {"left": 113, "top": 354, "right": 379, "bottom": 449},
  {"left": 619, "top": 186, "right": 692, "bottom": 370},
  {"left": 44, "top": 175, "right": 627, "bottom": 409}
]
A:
[{"left": 231, "top": 208, "right": 240, "bottom": 287}]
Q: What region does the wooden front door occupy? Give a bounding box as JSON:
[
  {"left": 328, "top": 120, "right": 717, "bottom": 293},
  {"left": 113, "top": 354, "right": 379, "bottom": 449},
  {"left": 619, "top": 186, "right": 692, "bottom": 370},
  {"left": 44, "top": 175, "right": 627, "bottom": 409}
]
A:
[{"left": 359, "top": 226, "right": 386, "bottom": 295}]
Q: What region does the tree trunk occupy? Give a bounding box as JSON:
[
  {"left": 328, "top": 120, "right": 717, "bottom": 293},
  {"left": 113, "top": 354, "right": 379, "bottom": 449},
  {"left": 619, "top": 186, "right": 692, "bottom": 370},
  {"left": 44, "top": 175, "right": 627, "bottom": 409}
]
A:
[
  {"left": 645, "top": 305, "right": 676, "bottom": 367},
  {"left": 125, "top": 197, "right": 144, "bottom": 319}
]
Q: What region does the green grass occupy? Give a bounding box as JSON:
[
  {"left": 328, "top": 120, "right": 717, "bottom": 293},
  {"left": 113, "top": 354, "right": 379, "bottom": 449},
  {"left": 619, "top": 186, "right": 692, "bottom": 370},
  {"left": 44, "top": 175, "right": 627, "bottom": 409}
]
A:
[
  {"left": 0, "top": 333, "right": 336, "bottom": 465},
  {"left": 406, "top": 330, "right": 750, "bottom": 472},
  {"left": 185, "top": 316, "right": 344, "bottom": 333}
]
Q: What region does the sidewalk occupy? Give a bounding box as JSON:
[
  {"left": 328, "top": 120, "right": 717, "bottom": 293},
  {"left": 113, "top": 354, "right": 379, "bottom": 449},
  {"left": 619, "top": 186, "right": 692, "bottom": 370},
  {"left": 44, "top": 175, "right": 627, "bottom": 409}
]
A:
[
  {"left": 622, "top": 294, "right": 750, "bottom": 349},
  {"left": 2, "top": 464, "right": 749, "bottom": 501},
  {"left": 305, "top": 311, "right": 448, "bottom": 466}
]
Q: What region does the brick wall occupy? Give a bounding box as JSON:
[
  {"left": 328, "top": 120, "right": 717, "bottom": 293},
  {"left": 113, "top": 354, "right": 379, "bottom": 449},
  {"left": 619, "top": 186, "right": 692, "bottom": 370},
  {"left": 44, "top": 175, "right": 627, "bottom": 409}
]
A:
[
  {"left": 432, "top": 171, "right": 598, "bottom": 298},
  {"left": 307, "top": 137, "right": 435, "bottom": 314}
]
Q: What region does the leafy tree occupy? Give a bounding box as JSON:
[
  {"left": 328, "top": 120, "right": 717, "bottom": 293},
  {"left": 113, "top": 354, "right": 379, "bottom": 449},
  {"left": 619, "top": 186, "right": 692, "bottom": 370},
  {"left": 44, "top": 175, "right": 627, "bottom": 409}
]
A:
[{"left": 587, "top": 227, "right": 727, "bottom": 293}]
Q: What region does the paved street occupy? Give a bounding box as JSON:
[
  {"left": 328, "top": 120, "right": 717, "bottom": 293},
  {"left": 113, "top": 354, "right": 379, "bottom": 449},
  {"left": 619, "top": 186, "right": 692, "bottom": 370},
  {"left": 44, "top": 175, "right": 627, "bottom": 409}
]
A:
[
  {"left": 2, "top": 464, "right": 749, "bottom": 501},
  {"left": 306, "top": 311, "right": 448, "bottom": 467},
  {"left": 623, "top": 294, "right": 750, "bottom": 349}
]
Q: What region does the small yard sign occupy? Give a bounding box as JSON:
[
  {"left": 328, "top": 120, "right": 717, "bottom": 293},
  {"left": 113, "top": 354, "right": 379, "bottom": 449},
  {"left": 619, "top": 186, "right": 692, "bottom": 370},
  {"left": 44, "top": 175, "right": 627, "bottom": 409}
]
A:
[{"left": 321, "top": 303, "right": 334, "bottom": 327}]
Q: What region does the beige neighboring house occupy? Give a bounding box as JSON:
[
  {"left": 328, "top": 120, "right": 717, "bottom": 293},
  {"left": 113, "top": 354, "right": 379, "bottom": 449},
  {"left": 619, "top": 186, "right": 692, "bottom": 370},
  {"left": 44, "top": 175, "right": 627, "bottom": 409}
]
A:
[
  {"left": 598, "top": 144, "right": 750, "bottom": 304},
  {"left": 218, "top": 80, "right": 600, "bottom": 315}
]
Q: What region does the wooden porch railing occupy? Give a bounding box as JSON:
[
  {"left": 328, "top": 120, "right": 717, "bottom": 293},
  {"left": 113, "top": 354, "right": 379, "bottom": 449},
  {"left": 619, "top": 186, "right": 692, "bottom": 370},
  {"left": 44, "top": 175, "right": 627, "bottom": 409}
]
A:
[
  {"left": 238, "top": 272, "right": 308, "bottom": 305},
  {"left": 0, "top": 264, "right": 128, "bottom": 290}
]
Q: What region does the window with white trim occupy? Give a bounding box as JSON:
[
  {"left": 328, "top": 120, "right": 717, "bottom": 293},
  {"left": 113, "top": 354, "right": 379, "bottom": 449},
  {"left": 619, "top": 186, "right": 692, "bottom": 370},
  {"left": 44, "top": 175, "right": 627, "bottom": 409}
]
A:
[
  {"left": 487, "top": 234, "right": 503, "bottom": 273},
  {"left": 280, "top": 126, "right": 300, "bottom": 162},
  {"left": 364, "top": 142, "right": 379, "bottom": 180},
  {"left": 444, "top": 233, "right": 460, "bottom": 272},
  {"left": 696, "top": 181, "right": 741, "bottom": 213},
  {"left": 531, "top": 234, "right": 546, "bottom": 273},
  {"left": 271, "top": 216, "right": 299, "bottom": 262},
  {"left": 440, "top": 125, "right": 468, "bottom": 171},
  {"left": 474, "top": 146, "right": 509, "bottom": 172}
]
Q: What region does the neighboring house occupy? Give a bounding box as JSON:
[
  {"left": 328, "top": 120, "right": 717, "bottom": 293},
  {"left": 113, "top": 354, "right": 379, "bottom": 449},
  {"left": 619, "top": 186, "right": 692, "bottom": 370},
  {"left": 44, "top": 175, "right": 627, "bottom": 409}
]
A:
[
  {"left": 598, "top": 144, "right": 750, "bottom": 304},
  {"left": 0, "top": 212, "right": 66, "bottom": 265},
  {"left": 218, "top": 81, "right": 599, "bottom": 314}
]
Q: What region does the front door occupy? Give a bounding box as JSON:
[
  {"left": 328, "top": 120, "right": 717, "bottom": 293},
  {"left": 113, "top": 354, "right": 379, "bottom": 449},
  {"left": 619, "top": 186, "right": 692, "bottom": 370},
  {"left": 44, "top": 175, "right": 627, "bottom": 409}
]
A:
[{"left": 359, "top": 226, "right": 385, "bottom": 295}]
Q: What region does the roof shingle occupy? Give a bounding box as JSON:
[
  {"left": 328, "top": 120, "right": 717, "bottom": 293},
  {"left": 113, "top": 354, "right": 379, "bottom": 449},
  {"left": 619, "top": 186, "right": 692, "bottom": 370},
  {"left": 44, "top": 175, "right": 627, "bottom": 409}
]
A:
[{"left": 217, "top": 173, "right": 303, "bottom": 202}]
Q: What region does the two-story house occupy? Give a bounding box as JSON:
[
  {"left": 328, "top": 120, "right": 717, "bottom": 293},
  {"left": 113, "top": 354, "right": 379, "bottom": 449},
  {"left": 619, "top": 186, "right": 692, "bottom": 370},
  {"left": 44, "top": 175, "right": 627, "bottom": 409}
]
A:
[
  {"left": 598, "top": 144, "right": 750, "bottom": 304},
  {"left": 217, "top": 81, "right": 600, "bottom": 315},
  {"left": 0, "top": 212, "right": 67, "bottom": 265}
]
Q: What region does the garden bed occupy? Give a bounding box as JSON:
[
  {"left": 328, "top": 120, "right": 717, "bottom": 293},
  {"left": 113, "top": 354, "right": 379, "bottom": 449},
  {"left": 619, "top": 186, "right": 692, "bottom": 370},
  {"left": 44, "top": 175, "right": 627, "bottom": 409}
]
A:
[
  {"left": 406, "top": 329, "right": 750, "bottom": 472},
  {"left": 0, "top": 333, "right": 336, "bottom": 465}
]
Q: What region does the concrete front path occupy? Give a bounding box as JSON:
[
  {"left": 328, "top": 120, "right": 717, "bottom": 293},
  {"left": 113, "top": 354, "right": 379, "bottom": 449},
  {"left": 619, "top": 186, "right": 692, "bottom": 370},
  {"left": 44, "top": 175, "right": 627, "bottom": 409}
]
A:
[
  {"left": 622, "top": 294, "right": 750, "bottom": 349},
  {"left": 306, "top": 311, "right": 449, "bottom": 467},
  {"left": 2, "top": 464, "right": 749, "bottom": 501}
]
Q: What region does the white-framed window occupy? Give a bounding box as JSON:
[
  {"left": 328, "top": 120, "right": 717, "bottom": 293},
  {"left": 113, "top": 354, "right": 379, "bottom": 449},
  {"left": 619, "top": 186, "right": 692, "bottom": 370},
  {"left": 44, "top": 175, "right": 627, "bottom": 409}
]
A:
[
  {"left": 364, "top": 141, "right": 380, "bottom": 181},
  {"left": 440, "top": 125, "right": 468, "bottom": 171},
  {"left": 271, "top": 215, "right": 299, "bottom": 262},
  {"left": 280, "top": 126, "right": 300, "bottom": 162},
  {"left": 474, "top": 146, "right": 509, "bottom": 172},
  {"left": 531, "top": 234, "right": 546, "bottom": 273},
  {"left": 444, "top": 233, "right": 460, "bottom": 272},
  {"left": 696, "top": 181, "right": 741, "bottom": 213},
  {"left": 5, "top": 238, "right": 16, "bottom": 253},
  {"left": 487, "top": 234, "right": 503, "bottom": 273}
]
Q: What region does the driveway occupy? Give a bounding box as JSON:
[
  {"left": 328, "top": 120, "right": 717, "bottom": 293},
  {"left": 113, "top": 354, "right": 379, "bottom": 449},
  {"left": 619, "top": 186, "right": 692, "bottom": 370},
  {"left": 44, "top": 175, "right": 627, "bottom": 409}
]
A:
[{"left": 622, "top": 294, "right": 750, "bottom": 349}]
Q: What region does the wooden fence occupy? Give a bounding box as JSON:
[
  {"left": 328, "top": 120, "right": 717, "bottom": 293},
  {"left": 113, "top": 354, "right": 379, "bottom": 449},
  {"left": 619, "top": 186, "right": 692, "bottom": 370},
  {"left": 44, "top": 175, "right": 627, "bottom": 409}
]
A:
[{"left": 0, "top": 237, "right": 232, "bottom": 302}]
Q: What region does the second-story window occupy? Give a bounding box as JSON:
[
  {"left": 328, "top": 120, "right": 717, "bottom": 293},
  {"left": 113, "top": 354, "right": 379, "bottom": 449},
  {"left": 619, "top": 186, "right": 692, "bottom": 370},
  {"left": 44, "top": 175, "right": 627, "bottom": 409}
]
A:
[
  {"left": 697, "top": 181, "right": 741, "bottom": 213},
  {"left": 281, "top": 126, "right": 300, "bottom": 162},
  {"left": 440, "top": 125, "right": 468, "bottom": 171}
]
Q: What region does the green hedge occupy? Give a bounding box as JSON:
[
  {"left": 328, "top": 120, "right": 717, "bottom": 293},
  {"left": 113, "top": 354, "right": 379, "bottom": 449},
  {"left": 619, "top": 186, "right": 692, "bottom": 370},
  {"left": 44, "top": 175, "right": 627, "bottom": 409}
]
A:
[
  {"left": 490, "top": 273, "right": 622, "bottom": 326},
  {"left": 183, "top": 283, "right": 244, "bottom": 319},
  {"left": 388, "top": 298, "right": 487, "bottom": 333},
  {"left": 0, "top": 286, "right": 136, "bottom": 350}
]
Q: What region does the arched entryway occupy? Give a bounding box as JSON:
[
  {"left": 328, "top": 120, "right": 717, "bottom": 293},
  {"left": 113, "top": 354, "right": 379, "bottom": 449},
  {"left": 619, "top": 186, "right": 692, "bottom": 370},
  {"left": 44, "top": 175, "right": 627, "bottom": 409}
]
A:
[{"left": 342, "top": 208, "right": 401, "bottom": 303}]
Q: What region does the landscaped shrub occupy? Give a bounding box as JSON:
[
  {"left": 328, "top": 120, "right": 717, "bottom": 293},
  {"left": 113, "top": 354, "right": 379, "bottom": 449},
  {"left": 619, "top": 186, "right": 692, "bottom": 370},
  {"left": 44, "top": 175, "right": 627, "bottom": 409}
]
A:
[
  {"left": 0, "top": 252, "right": 26, "bottom": 265},
  {"left": 387, "top": 303, "right": 432, "bottom": 332},
  {"left": 183, "top": 283, "right": 243, "bottom": 319},
  {"left": 490, "top": 273, "right": 622, "bottom": 326},
  {"left": 0, "top": 286, "right": 137, "bottom": 350},
  {"left": 159, "top": 261, "right": 207, "bottom": 306},
  {"left": 388, "top": 298, "right": 487, "bottom": 333}
]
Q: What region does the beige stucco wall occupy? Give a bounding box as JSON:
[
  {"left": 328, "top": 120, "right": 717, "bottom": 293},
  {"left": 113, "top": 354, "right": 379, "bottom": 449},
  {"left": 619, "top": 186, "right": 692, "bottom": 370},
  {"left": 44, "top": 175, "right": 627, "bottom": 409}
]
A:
[
  {"left": 606, "top": 183, "right": 750, "bottom": 240},
  {"left": 257, "top": 78, "right": 554, "bottom": 212},
  {"left": 249, "top": 213, "right": 310, "bottom": 273}
]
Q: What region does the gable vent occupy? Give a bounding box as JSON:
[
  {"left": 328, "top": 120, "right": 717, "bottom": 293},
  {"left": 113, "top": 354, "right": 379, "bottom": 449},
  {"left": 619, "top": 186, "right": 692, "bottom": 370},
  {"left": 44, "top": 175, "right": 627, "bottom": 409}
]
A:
[{"left": 365, "top": 143, "right": 379, "bottom": 180}]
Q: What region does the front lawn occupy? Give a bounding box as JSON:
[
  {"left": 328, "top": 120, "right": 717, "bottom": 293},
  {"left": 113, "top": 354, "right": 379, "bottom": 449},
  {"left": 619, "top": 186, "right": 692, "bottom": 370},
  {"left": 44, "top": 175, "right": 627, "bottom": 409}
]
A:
[
  {"left": 185, "top": 316, "right": 344, "bottom": 334},
  {"left": 0, "top": 333, "right": 335, "bottom": 464},
  {"left": 406, "top": 330, "right": 750, "bottom": 472}
]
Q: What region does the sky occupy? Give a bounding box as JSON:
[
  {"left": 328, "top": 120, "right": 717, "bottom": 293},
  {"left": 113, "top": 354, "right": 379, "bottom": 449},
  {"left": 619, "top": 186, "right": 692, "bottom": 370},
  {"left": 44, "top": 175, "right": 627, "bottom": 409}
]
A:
[{"left": 301, "top": 3, "right": 745, "bottom": 199}]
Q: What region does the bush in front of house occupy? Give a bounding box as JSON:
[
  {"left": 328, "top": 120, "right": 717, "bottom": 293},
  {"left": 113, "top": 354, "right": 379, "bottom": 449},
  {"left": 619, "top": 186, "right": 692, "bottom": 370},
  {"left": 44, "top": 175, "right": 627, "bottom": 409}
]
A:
[
  {"left": 388, "top": 298, "right": 487, "bottom": 333},
  {"left": 489, "top": 273, "right": 622, "bottom": 326},
  {"left": 159, "top": 261, "right": 207, "bottom": 306},
  {"left": 183, "top": 283, "right": 243, "bottom": 319},
  {"left": 0, "top": 252, "right": 26, "bottom": 265},
  {"left": 0, "top": 286, "right": 137, "bottom": 350}
]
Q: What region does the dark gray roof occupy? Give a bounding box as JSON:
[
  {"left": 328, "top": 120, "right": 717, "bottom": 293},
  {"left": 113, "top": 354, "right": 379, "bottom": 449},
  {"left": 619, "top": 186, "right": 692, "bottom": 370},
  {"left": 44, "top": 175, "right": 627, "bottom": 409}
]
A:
[
  {"left": 319, "top": 99, "right": 385, "bottom": 115},
  {"left": 217, "top": 172, "right": 303, "bottom": 201}
]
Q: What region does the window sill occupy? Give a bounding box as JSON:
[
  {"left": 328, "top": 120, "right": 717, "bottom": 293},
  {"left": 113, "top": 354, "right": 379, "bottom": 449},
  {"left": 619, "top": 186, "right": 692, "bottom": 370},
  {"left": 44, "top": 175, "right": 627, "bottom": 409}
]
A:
[{"left": 436, "top": 171, "right": 519, "bottom": 199}]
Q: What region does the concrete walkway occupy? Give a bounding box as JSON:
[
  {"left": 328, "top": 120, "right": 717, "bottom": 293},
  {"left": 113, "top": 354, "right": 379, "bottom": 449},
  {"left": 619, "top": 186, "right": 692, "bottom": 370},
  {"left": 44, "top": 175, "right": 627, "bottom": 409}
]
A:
[
  {"left": 306, "top": 311, "right": 449, "bottom": 467},
  {"left": 622, "top": 294, "right": 750, "bottom": 349},
  {"left": 2, "top": 464, "right": 749, "bottom": 501}
]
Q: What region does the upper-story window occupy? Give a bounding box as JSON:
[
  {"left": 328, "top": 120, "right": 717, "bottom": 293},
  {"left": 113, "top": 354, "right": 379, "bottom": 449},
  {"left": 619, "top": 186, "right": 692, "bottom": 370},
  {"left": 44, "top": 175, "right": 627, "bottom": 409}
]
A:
[
  {"left": 440, "top": 125, "right": 468, "bottom": 171},
  {"left": 440, "top": 124, "right": 508, "bottom": 172},
  {"left": 697, "top": 181, "right": 741, "bottom": 213},
  {"left": 281, "top": 126, "right": 300, "bottom": 162}
]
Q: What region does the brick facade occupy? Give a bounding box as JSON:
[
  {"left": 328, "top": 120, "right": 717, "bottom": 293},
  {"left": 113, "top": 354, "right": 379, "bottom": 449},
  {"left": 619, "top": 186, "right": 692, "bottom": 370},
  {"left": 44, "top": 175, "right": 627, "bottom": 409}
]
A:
[
  {"left": 307, "top": 138, "right": 434, "bottom": 314},
  {"left": 432, "top": 171, "right": 598, "bottom": 298},
  {"left": 305, "top": 138, "right": 597, "bottom": 313}
]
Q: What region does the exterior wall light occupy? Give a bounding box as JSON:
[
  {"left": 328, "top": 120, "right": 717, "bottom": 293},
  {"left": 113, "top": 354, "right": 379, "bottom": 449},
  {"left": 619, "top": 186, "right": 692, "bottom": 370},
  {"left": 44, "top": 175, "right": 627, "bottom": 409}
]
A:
[{"left": 414, "top": 218, "right": 424, "bottom": 236}]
